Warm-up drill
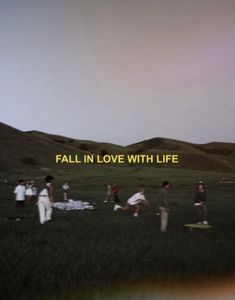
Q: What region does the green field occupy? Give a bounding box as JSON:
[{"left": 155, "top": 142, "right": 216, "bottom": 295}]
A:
[{"left": 1, "top": 166, "right": 235, "bottom": 300}]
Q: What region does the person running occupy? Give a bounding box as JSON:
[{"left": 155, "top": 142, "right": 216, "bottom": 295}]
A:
[
  {"left": 158, "top": 181, "right": 171, "bottom": 232},
  {"left": 104, "top": 183, "right": 112, "bottom": 203},
  {"left": 37, "top": 175, "right": 54, "bottom": 224},
  {"left": 13, "top": 180, "right": 26, "bottom": 220},
  {"left": 194, "top": 181, "right": 208, "bottom": 225},
  {"left": 62, "top": 182, "right": 70, "bottom": 201},
  {"left": 114, "top": 188, "right": 149, "bottom": 217},
  {"left": 112, "top": 183, "right": 120, "bottom": 203}
]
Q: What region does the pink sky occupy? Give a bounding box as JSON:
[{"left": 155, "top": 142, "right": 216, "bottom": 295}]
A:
[{"left": 0, "top": 0, "right": 235, "bottom": 145}]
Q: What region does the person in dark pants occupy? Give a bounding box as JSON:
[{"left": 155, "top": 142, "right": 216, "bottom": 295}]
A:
[
  {"left": 13, "top": 180, "right": 26, "bottom": 220},
  {"left": 158, "top": 181, "right": 171, "bottom": 232},
  {"left": 112, "top": 183, "right": 120, "bottom": 203},
  {"left": 194, "top": 181, "right": 208, "bottom": 225}
]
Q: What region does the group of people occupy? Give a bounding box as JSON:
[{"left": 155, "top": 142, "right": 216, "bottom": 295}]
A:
[
  {"left": 13, "top": 179, "right": 37, "bottom": 218},
  {"left": 13, "top": 176, "right": 208, "bottom": 231},
  {"left": 113, "top": 180, "right": 208, "bottom": 232},
  {"left": 13, "top": 176, "right": 55, "bottom": 224}
]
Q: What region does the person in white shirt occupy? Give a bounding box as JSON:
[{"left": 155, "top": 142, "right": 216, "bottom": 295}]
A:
[
  {"left": 37, "top": 175, "right": 54, "bottom": 224},
  {"left": 104, "top": 183, "right": 112, "bottom": 203},
  {"left": 31, "top": 180, "right": 37, "bottom": 201},
  {"left": 114, "top": 188, "right": 149, "bottom": 217},
  {"left": 62, "top": 182, "right": 70, "bottom": 201},
  {"left": 13, "top": 180, "right": 26, "bottom": 219},
  {"left": 25, "top": 180, "right": 33, "bottom": 202}
]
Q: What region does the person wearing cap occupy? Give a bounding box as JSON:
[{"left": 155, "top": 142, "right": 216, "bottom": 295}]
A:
[
  {"left": 158, "top": 181, "right": 171, "bottom": 232},
  {"left": 37, "top": 175, "right": 54, "bottom": 224},
  {"left": 194, "top": 181, "right": 208, "bottom": 225}
]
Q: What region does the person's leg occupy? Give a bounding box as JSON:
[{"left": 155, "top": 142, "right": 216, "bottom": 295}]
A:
[
  {"left": 114, "top": 202, "right": 129, "bottom": 212},
  {"left": 202, "top": 205, "right": 207, "bottom": 223},
  {"left": 160, "top": 208, "right": 168, "bottom": 232},
  {"left": 108, "top": 194, "right": 112, "bottom": 202},
  {"left": 45, "top": 199, "right": 53, "bottom": 221},
  {"left": 118, "top": 203, "right": 129, "bottom": 211},
  {"left": 15, "top": 201, "right": 23, "bottom": 218},
  {"left": 104, "top": 192, "right": 109, "bottom": 203},
  {"left": 133, "top": 205, "right": 139, "bottom": 217},
  {"left": 114, "top": 193, "right": 120, "bottom": 203},
  {"left": 38, "top": 200, "right": 46, "bottom": 224},
  {"left": 27, "top": 195, "right": 32, "bottom": 203},
  {"left": 197, "top": 206, "right": 203, "bottom": 223}
]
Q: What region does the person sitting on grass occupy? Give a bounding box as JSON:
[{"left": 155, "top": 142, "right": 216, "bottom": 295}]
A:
[
  {"left": 113, "top": 188, "right": 149, "bottom": 217},
  {"left": 194, "top": 181, "right": 208, "bottom": 225}
]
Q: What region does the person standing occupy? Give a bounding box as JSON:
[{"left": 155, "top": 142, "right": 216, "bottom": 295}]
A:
[
  {"left": 25, "top": 180, "right": 33, "bottom": 202},
  {"left": 104, "top": 183, "right": 112, "bottom": 203},
  {"left": 37, "top": 175, "right": 54, "bottom": 224},
  {"left": 194, "top": 182, "right": 208, "bottom": 225},
  {"left": 31, "top": 180, "right": 37, "bottom": 201},
  {"left": 62, "top": 182, "right": 70, "bottom": 201},
  {"left": 112, "top": 183, "right": 120, "bottom": 203},
  {"left": 158, "top": 181, "right": 171, "bottom": 232},
  {"left": 13, "top": 180, "right": 26, "bottom": 220}
]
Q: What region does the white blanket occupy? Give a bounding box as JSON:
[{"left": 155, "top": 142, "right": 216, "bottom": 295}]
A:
[{"left": 53, "top": 199, "right": 94, "bottom": 211}]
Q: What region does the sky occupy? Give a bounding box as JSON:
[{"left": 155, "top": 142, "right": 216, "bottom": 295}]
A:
[{"left": 0, "top": 0, "right": 235, "bottom": 145}]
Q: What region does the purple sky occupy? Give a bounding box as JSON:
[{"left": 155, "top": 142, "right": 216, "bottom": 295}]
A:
[{"left": 0, "top": 0, "right": 235, "bottom": 145}]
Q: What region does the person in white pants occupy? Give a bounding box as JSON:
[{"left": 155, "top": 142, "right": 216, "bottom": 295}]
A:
[{"left": 38, "top": 175, "right": 54, "bottom": 224}]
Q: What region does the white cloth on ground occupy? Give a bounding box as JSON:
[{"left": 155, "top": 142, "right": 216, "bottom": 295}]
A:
[{"left": 53, "top": 199, "right": 94, "bottom": 211}]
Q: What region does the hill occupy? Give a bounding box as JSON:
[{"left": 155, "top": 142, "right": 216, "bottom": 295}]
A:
[
  {"left": 128, "top": 137, "right": 235, "bottom": 171},
  {"left": 0, "top": 122, "right": 235, "bottom": 174},
  {"left": 0, "top": 122, "right": 86, "bottom": 175}
]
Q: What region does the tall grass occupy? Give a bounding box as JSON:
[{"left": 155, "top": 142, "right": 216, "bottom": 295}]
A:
[{"left": 0, "top": 167, "right": 235, "bottom": 299}]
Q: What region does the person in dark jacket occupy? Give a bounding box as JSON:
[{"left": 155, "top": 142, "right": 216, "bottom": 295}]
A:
[
  {"left": 194, "top": 181, "right": 208, "bottom": 225},
  {"left": 158, "top": 181, "right": 171, "bottom": 232}
]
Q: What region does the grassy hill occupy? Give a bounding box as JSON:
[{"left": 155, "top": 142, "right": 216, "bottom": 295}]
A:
[
  {"left": 0, "top": 122, "right": 235, "bottom": 176},
  {"left": 128, "top": 137, "right": 235, "bottom": 172}
]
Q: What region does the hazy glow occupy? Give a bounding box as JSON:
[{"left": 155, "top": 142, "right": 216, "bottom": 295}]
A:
[{"left": 0, "top": 0, "right": 235, "bottom": 145}]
